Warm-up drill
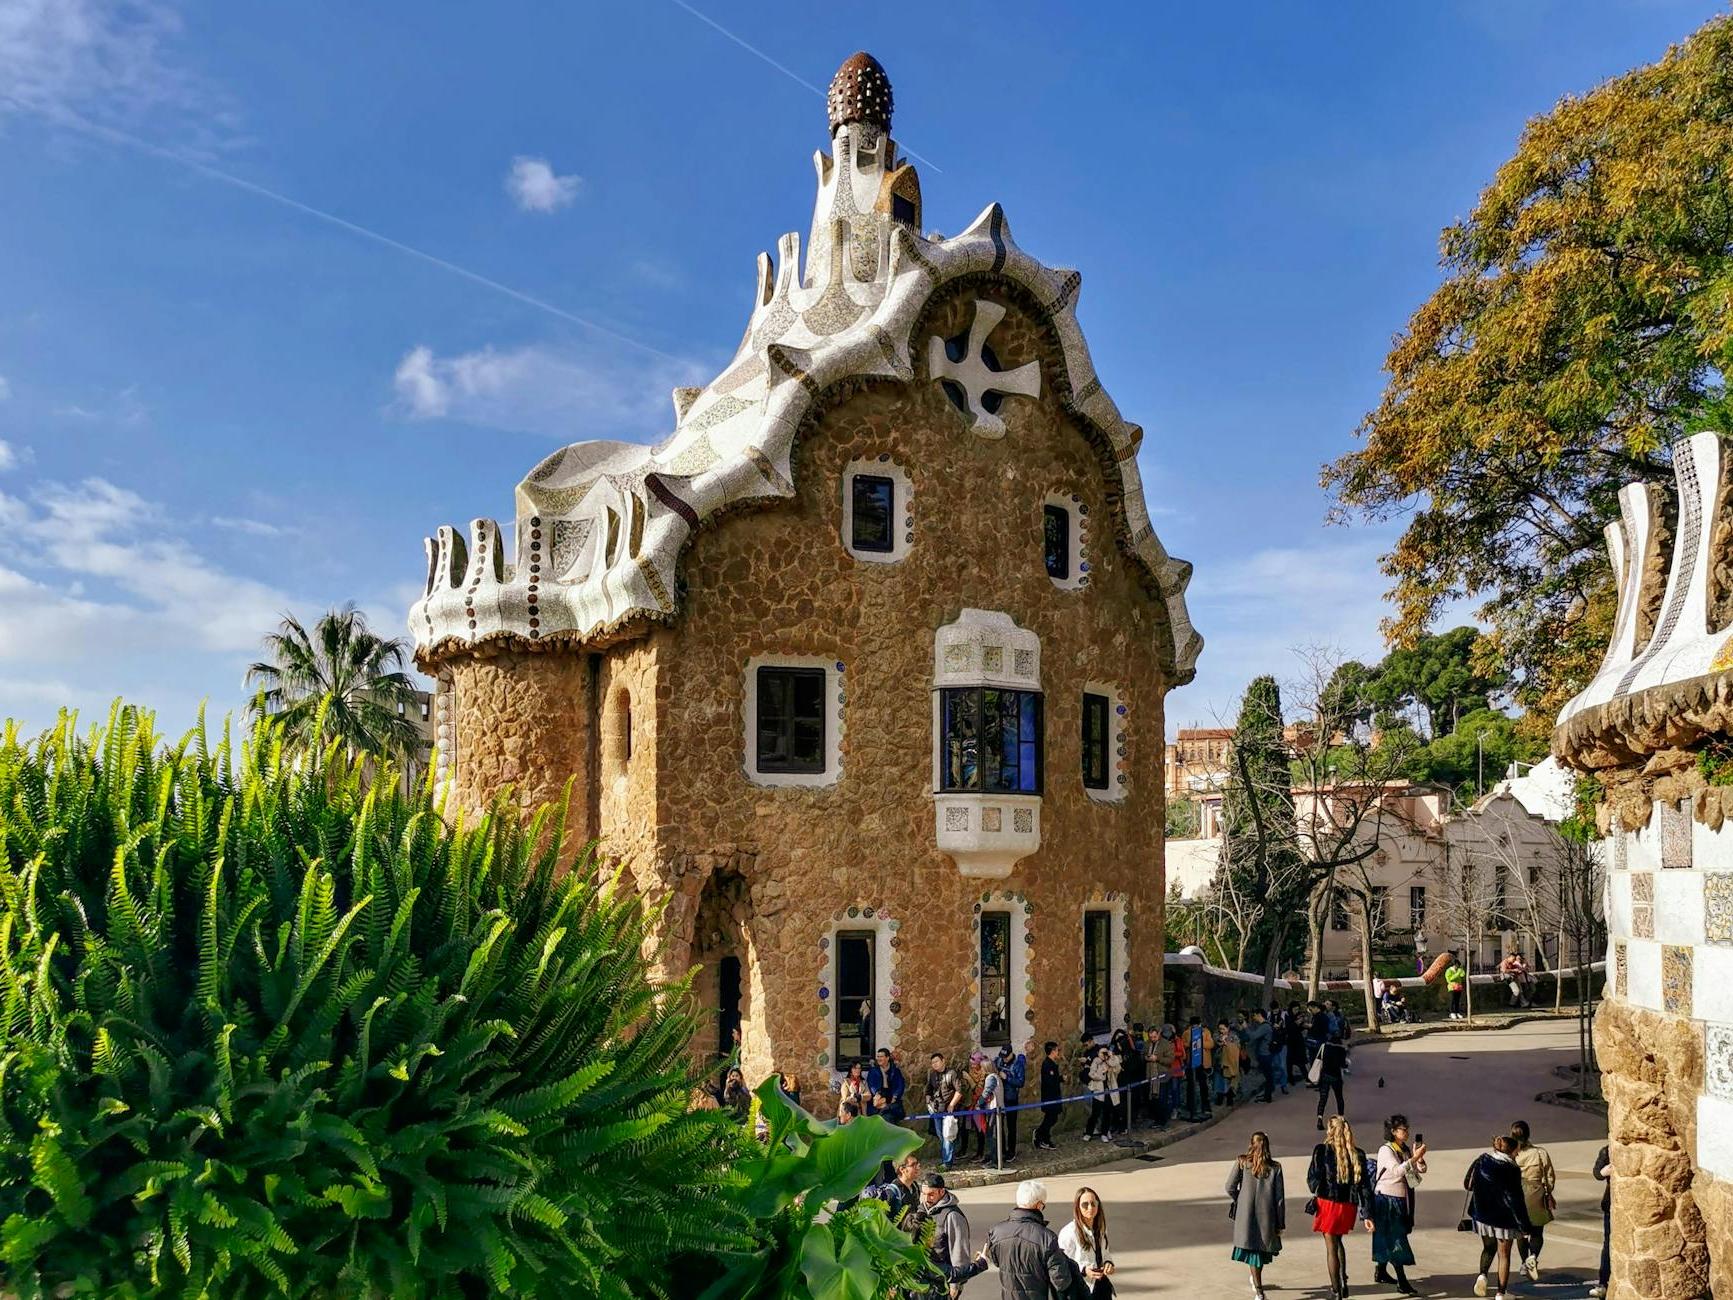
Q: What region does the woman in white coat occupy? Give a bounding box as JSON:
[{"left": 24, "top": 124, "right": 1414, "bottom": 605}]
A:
[{"left": 1057, "top": 1186, "right": 1116, "bottom": 1297}]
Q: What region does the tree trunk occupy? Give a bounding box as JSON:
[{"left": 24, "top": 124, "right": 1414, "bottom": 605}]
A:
[
  {"left": 1463, "top": 925, "right": 1475, "bottom": 1023},
  {"left": 1357, "top": 900, "right": 1381, "bottom": 1035},
  {"left": 1306, "top": 888, "right": 1328, "bottom": 999},
  {"left": 1261, "top": 916, "right": 1290, "bottom": 1011}
]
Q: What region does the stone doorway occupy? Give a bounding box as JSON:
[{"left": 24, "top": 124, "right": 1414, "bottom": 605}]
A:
[{"left": 691, "top": 869, "right": 763, "bottom": 1080}]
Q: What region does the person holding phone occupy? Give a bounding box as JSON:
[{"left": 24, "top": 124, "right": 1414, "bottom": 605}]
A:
[
  {"left": 1057, "top": 1186, "right": 1115, "bottom": 1297},
  {"left": 1371, "top": 1114, "right": 1427, "bottom": 1295}
]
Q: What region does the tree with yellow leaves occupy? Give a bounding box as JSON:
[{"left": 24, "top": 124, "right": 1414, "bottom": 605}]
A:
[{"left": 1326, "top": 15, "right": 1733, "bottom": 736}]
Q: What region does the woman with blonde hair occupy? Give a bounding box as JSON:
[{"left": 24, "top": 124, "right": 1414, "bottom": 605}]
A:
[
  {"left": 1307, "top": 1115, "right": 1371, "bottom": 1300},
  {"left": 1227, "top": 1130, "right": 1285, "bottom": 1300},
  {"left": 1057, "top": 1185, "right": 1116, "bottom": 1296}
]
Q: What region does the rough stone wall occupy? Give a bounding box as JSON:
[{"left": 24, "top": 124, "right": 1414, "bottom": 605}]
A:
[
  {"left": 448, "top": 648, "right": 593, "bottom": 847},
  {"left": 1596, "top": 999, "right": 1726, "bottom": 1299},
  {"left": 640, "top": 285, "right": 1170, "bottom": 1101}
]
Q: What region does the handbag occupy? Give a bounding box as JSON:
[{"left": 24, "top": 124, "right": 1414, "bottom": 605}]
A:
[
  {"left": 1307, "top": 1055, "right": 1324, "bottom": 1086},
  {"left": 1303, "top": 1196, "right": 1319, "bottom": 1216},
  {"left": 1456, "top": 1175, "right": 1476, "bottom": 1233}
]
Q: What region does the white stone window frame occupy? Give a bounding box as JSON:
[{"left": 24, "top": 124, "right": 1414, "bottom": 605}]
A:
[
  {"left": 972, "top": 892, "right": 1033, "bottom": 1052},
  {"left": 744, "top": 655, "right": 846, "bottom": 788},
  {"left": 1081, "top": 680, "right": 1128, "bottom": 804},
  {"left": 841, "top": 458, "right": 914, "bottom": 564},
  {"left": 820, "top": 911, "right": 899, "bottom": 1082},
  {"left": 1079, "top": 895, "right": 1130, "bottom": 1040},
  {"left": 1042, "top": 492, "right": 1090, "bottom": 592}
]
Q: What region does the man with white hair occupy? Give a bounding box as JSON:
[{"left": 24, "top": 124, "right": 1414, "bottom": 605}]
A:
[{"left": 981, "top": 1179, "right": 1085, "bottom": 1298}]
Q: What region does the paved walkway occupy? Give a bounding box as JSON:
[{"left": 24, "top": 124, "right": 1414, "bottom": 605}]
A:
[{"left": 953, "top": 1020, "right": 1607, "bottom": 1300}]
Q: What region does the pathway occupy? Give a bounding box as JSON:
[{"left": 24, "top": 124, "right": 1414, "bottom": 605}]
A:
[{"left": 952, "top": 1019, "right": 1607, "bottom": 1300}]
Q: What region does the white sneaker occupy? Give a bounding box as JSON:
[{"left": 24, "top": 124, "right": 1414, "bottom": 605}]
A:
[
  {"left": 1524, "top": 1256, "right": 1539, "bottom": 1282},
  {"left": 1473, "top": 1274, "right": 1487, "bottom": 1297},
  {"left": 1589, "top": 1287, "right": 1606, "bottom": 1298}
]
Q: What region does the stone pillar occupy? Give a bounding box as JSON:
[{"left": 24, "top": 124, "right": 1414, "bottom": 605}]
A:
[{"left": 447, "top": 646, "right": 594, "bottom": 847}]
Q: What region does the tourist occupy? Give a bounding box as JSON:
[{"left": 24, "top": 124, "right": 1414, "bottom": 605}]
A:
[
  {"left": 1284, "top": 1002, "right": 1308, "bottom": 1086},
  {"left": 913, "top": 1172, "right": 988, "bottom": 1298},
  {"left": 1371, "top": 1114, "right": 1427, "bottom": 1296},
  {"left": 1244, "top": 1009, "right": 1276, "bottom": 1104},
  {"left": 1591, "top": 1142, "right": 1612, "bottom": 1298},
  {"left": 868, "top": 1046, "right": 907, "bottom": 1122},
  {"left": 839, "top": 1061, "right": 868, "bottom": 1113},
  {"left": 1113, "top": 1028, "right": 1143, "bottom": 1131},
  {"left": 1227, "top": 1130, "right": 1286, "bottom": 1300},
  {"left": 1034, "top": 1040, "right": 1064, "bottom": 1151},
  {"left": 1509, "top": 1120, "right": 1556, "bottom": 1281},
  {"left": 1498, "top": 952, "right": 1533, "bottom": 1008},
  {"left": 1314, "top": 1030, "right": 1350, "bottom": 1129},
  {"left": 981, "top": 1179, "right": 1082, "bottom": 1299},
  {"left": 777, "top": 1070, "right": 801, "bottom": 1108},
  {"left": 1084, "top": 1042, "right": 1120, "bottom": 1142},
  {"left": 1056, "top": 1186, "right": 1116, "bottom": 1297},
  {"left": 1306, "top": 1002, "right": 1330, "bottom": 1080},
  {"left": 996, "top": 1041, "right": 1029, "bottom": 1159},
  {"left": 1464, "top": 1134, "right": 1533, "bottom": 1300},
  {"left": 970, "top": 1054, "right": 1002, "bottom": 1165},
  {"left": 722, "top": 1066, "right": 752, "bottom": 1120},
  {"left": 868, "top": 1152, "right": 924, "bottom": 1224},
  {"left": 837, "top": 1100, "right": 860, "bottom": 1125},
  {"left": 1445, "top": 954, "right": 1468, "bottom": 1020},
  {"left": 1184, "top": 1017, "right": 1215, "bottom": 1120},
  {"left": 1150, "top": 1024, "right": 1178, "bottom": 1125},
  {"left": 1216, "top": 1019, "right": 1241, "bottom": 1108},
  {"left": 927, "top": 1053, "right": 963, "bottom": 1168},
  {"left": 1308, "top": 1115, "right": 1371, "bottom": 1300}
]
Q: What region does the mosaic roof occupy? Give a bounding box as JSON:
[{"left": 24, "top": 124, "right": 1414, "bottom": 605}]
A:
[{"left": 410, "top": 55, "right": 1202, "bottom": 686}]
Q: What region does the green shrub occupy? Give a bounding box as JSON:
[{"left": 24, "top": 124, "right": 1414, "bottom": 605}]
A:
[{"left": 0, "top": 705, "right": 750, "bottom": 1298}]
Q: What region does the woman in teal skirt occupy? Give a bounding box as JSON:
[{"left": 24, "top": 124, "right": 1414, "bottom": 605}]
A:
[
  {"left": 1371, "top": 1114, "right": 1428, "bottom": 1295},
  {"left": 1227, "top": 1131, "right": 1286, "bottom": 1300}
]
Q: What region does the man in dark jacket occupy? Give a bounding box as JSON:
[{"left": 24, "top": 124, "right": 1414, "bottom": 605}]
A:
[
  {"left": 913, "top": 1173, "right": 988, "bottom": 1298},
  {"left": 1243, "top": 1010, "right": 1275, "bottom": 1103},
  {"left": 1033, "top": 1041, "right": 1063, "bottom": 1151},
  {"left": 868, "top": 1047, "right": 907, "bottom": 1123},
  {"left": 983, "top": 1180, "right": 1084, "bottom": 1299},
  {"left": 865, "top": 1153, "right": 923, "bottom": 1226},
  {"left": 1120, "top": 1024, "right": 1148, "bottom": 1127},
  {"left": 995, "top": 1041, "right": 1029, "bottom": 1159}
]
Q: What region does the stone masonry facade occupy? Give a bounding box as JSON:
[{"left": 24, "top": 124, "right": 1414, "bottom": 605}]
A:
[{"left": 408, "top": 56, "right": 1200, "bottom": 1104}]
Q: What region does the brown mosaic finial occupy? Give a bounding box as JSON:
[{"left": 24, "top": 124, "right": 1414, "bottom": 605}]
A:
[{"left": 828, "top": 52, "right": 892, "bottom": 136}]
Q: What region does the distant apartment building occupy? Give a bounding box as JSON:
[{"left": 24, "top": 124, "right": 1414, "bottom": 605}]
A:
[{"left": 1165, "top": 726, "right": 1231, "bottom": 836}]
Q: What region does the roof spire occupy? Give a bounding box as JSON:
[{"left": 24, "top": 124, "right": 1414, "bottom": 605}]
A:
[{"left": 827, "top": 52, "right": 892, "bottom": 137}]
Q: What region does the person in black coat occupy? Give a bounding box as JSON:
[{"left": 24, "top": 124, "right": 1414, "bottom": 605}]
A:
[
  {"left": 1591, "top": 1144, "right": 1611, "bottom": 1298},
  {"left": 982, "top": 1179, "right": 1086, "bottom": 1299},
  {"left": 1307, "top": 1116, "right": 1372, "bottom": 1300},
  {"left": 1464, "top": 1135, "right": 1534, "bottom": 1300},
  {"left": 1033, "top": 1041, "right": 1065, "bottom": 1151}
]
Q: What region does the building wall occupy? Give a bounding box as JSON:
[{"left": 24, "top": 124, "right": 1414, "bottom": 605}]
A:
[{"left": 629, "top": 285, "right": 1171, "bottom": 1092}]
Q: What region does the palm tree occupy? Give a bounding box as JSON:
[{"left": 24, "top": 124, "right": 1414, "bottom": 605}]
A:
[{"left": 246, "top": 604, "right": 425, "bottom": 766}]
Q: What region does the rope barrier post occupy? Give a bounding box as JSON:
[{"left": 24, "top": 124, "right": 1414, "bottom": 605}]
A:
[{"left": 994, "top": 1100, "right": 1003, "bottom": 1171}]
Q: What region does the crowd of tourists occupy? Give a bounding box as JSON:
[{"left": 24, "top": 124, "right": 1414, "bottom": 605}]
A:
[{"left": 857, "top": 1112, "right": 1596, "bottom": 1300}]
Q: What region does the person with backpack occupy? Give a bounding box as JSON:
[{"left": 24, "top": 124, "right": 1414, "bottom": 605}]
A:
[
  {"left": 1464, "top": 1134, "right": 1534, "bottom": 1300},
  {"left": 1184, "top": 1017, "right": 1215, "bottom": 1121},
  {"left": 995, "top": 1041, "right": 1029, "bottom": 1159}
]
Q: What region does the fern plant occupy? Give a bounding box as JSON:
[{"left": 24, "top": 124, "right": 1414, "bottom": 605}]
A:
[{"left": 0, "top": 704, "right": 750, "bottom": 1298}]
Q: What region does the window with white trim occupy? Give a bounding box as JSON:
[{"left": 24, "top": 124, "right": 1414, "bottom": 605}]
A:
[
  {"left": 744, "top": 656, "right": 845, "bottom": 787},
  {"left": 1041, "top": 493, "right": 1089, "bottom": 591},
  {"left": 842, "top": 460, "right": 913, "bottom": 563}
]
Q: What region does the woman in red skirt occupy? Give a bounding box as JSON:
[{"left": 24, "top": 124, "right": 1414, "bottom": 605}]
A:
[{"left": 1307, "top": 1115, "right": 1372, "bottom": 1300}]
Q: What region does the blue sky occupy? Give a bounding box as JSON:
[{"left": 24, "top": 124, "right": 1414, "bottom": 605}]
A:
[{"left": 0, "top": 0, "right": 1717, "bottom": 738}]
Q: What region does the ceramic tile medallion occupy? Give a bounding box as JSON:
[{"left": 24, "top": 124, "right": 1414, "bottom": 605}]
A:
[
  {"left": 1661, "top": 944, "right": 1693, "bottom": 1016},
  {"left": 1708, "top": 1024, "right": 1733, "bottom": 1103},
  {"left": 1707, "top": 872, "right": 1733, "bottom": 946},
  {"left": 1614, "top": 941, "right": 1627, "bottom": 999},
  {"left": 1661, "top": 799, "right": 1693, "bottom": 868}
]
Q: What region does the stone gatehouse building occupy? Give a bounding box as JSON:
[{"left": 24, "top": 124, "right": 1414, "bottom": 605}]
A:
[
  {"left": 406, "top": 54, "right": 1201, "bottom": 1095},
  {"left": 1555, "top": 431, "right": 1733, "bottom": 1299}
]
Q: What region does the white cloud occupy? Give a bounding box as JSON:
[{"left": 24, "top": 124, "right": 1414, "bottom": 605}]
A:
[
  {"left": 392, "top": 339, "right": 706, "bottom": 439},
  {"left": 209, "top": 515, "right": 291, "bottom": 537},
  {"left": 505, "top": 156, "right": 580, "bottom": 213},
  {"left": 0, "top": 0, "right": 232, "bottom": 143}
]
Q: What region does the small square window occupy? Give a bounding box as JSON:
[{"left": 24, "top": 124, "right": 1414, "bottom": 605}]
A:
[
  {"left": 756, "top": 666, "right": 826, "bottom": 774},
  {"left": 1082, "top": 692, "right": 1110, "bottom": 790},
  {"left": 1043, "top": 505, "right": 1070, "bottom": 580},
  {"left": 851, "top": 474, "right": 895, "bottom": 553}
]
